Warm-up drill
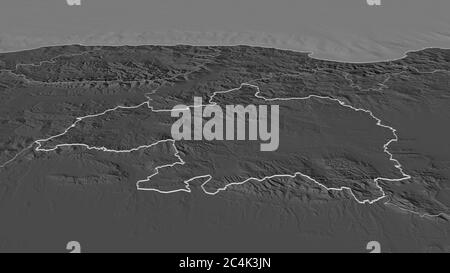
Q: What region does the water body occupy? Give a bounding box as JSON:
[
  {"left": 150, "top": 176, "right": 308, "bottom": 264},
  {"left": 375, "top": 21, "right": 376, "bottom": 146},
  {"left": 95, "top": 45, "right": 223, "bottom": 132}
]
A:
[
  {"left": 1, "top": 0, "right": 450, "bottom": 253},
  {"left": 0, "top": 0, "right": 449, "bottom": 62}
]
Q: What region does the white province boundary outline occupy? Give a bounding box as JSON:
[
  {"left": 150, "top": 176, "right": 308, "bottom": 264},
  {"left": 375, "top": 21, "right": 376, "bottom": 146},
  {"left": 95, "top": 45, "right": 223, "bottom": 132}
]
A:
[
  {"left": 23, "top": 81, "right": 447, "bottom": 218},
  {"left": 0, "top": 49, "right": 449, "bottom": 218}
]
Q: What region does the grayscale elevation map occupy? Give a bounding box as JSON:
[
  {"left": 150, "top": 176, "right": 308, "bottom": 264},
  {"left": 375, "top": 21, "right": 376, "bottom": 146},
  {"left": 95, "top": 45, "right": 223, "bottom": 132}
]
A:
[{"left": 0, "top": 0, "right": 449, "bottom": 254}]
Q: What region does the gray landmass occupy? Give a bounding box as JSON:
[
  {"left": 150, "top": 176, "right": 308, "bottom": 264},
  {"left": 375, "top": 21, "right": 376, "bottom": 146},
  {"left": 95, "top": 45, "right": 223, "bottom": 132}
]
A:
[{"left": 0, "top": 45, "right": 449, "bottom": 252}]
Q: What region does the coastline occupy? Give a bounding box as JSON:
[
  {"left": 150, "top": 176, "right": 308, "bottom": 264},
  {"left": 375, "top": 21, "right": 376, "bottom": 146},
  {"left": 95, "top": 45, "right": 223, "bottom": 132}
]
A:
[{"left": 1, "top": 29, "right": 450, "bottom": 63}]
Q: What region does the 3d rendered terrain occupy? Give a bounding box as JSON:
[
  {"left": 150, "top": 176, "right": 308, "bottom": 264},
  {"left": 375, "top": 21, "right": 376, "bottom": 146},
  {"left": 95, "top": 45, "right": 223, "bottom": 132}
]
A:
[{"left": 0, "top": 45, "right": 449, "bottom": 252}]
